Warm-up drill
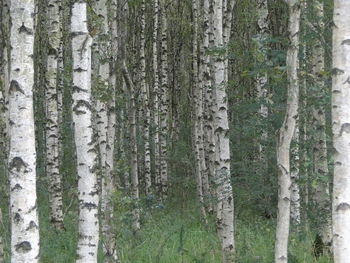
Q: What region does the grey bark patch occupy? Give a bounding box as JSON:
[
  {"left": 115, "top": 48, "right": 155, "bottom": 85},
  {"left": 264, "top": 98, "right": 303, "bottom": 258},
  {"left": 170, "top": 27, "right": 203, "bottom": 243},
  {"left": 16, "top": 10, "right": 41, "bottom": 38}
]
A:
[
  {"left": 15, "top": 241, "right": 32, "bottom": 253},
  {"left": 83, "top": 202, "right": 98, "bottom": 211},
  {"left": 341, "top": 39, "right": 350, "bottom": 45},
  {"left": 11, "top": 184, "right": 23, "bottom": 191},
  {"left": 18, "top": 23, "right": 33, "bottom": 35},
  {"left": 26, "top": 221, "right": 38, "bottom": 231},
  {"left": 332, "top": 68, "right": 345, "bottom": 75},
  {"left": 343, "top": 76, "right": 350, "bottom": 84},
  {"left": 9, "top": 157, "right": 28, "bottom": 172},
  {"left": 9, "top": 80, "right": 25, "bottom": 95},
  {"left": 14, "top": 213, "right": 22, "bottom": 223},
  {"left": 73, "top": 100, "right": 92, "bottom": 115},
  {"left": 336, "top": 203, "right": 350, "bottom": 211},
  {"left": 339, "top": 123, "right": 350, "bottom": 136}
]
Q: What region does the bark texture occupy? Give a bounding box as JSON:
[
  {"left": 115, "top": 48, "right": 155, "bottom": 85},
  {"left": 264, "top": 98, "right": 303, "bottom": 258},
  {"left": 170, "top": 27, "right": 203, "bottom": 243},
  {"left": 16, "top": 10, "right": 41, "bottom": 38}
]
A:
[
  {"left": 9, "top": 0, "right": 40, "bottom": 261},
  {"left": 46, "top": 0, "right": 64, "bottom": 229},
  {"left": 192, "top": 0, "right": 207, "bottom": 223},
  {"left": 140, "top": 0, "right": 152, "bottom": 196},
  {"left": 122, "top": 61, "right": 140, "bottom": 234},
  {"left": 153, "top": 0, "right": 161, "bottom": 196},
  {"left": 310, "top": 0, "right": 332, "bottom": 251},
  {"left": 159, "top": 1, "right": 169, "bottom": 200},
  {"left": 332, "top": 1, "right": 350, "bottom": 262},
  {"left": 275, "top": 1, "right": 300, "bottom": 262},
  {"left": 211, "top": 0, "right": 235, "bottom": 261},
  {"left": 71, "top": 2, "right": 99, "bottom": 262}
]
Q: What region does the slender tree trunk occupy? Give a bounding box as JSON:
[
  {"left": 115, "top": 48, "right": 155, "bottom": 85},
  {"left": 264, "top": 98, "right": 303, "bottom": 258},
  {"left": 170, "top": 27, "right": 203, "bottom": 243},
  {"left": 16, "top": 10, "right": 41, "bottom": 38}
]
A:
[
  {"left": 192, "top": 0, "right": 208, "bottom": 224},
  {"left": 309, "top": 0, "right": 332, "bottom": 252},
  {"left": 332, "top": 1, "right": 350, "bottom": 262},
  {"left": 153, "top": 0, "right": 161, "bottom": 196},
  {"left": 71, "top": 2, "right": 99, "bottom": 262},
  {"left": 46, "top": 0, "right": 64, "bottom": 229},
  {"left": 8, "top": 0, "right": 40, "bottom": 261},
  {"left": 140, "top": 0, "right": 152, "bottom": 196},
  {"left": 290, "top": 123, "right": 300, "bottom": 225},
  {"left": 256, "top": 0, "right": 269, "bottom": 166},
  {"left": 201, "top": 0, "right": 213, "bottom": 214},
  {"left": 0, "top": 208, "right": 3, "bottom": 262},
  {"left": 100, "top": 0, "right": 119, "bottom": 261},
  {"left": 122, "top": 61, "right": 140, "bottom": 234},
  {"left": 275, "top": 1, "right": 300, "bottom": 262},
  {"left": 211, "top": 0, "right": 235, "bottom": 261},
  {"left": 159, "top": 1, "right": 169, "bottom": 200}
]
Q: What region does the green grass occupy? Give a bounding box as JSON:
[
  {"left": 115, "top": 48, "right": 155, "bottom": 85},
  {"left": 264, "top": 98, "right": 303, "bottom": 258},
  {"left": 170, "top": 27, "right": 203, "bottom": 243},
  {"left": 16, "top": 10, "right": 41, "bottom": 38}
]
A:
[{"left": 1, "top": 194, "right": 333, "bottom": 263}]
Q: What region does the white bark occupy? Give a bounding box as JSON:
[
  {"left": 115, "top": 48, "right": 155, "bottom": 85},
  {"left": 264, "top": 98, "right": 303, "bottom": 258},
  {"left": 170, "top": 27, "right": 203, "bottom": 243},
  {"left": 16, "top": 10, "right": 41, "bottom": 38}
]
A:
[
  {"left": 46, "top": 0, "right": 64, "bottom": 229},
  {"left": 71, "top": 2, "right": 99, "bottom": 262},
  {"left": 200, "top": 0, "right": 213, "bottom": 214},
  {"left": 122, "top": 60, "right": 140, "bottom": 233},
  {"left": 203, "top": 0, "right": 216, "bottom": 214},
  {"left": 309, "top": 0, "right": 331, "bottom": 251},
  {"left": 153, "top": 0, "right": 161, "bottom": 196},
  {"left": 100, "top": 0, "right": 119, "bottom": 261},
  {"left": 8, "top": 0, "right": 40, "bottom": 261},
  {"left": 159, "top": 1, "right": 169, "bottom": 200},
  {"left": 290, "top": 123, "right": 300, "bottom": 225},
  {"left": 275, "top": 1, "right": 300, "bottom": 263},
  {"left": 140, "top": 0, "right": 152, "bottom": 196},
  {"left": 211, "top": 0, "right": 234, "bottom": 261},
  {"left": 256, "top": 0, "right": 269, "bottom": 162},
  {"left": 193, "top": 0, "right": 208, "bottom": 223},
  {"left": 332, "top": 1, "right": 350, "bottom": 262}
]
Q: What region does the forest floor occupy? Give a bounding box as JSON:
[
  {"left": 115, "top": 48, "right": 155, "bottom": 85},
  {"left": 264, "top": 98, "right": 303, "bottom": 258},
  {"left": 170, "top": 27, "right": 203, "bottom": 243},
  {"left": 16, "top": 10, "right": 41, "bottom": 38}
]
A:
[{"left": 1, "top": 190, "right": 333, "bottom": 263}]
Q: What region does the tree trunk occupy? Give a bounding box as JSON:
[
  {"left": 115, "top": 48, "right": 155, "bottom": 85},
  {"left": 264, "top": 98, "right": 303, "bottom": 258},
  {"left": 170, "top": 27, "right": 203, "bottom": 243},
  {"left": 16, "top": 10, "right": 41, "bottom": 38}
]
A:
[
  {"left": 122, "top": 60, "right": 140, "bottom": 234},
  {"left": 275, "top": 1, "right": 300, "bottom": 262},
  {"left": 256, "top": 0, "right": 269, "bottom": 168},
  {"left": 332, "top": 1, "right": 350, "bottom": 262},
  {"left": 200, "top": 0, "right": 213, "bottom": 214},
  {"left": 290, "top": 123, "right": 300, "bottom": 225},
  {"left": 192, "top": 0, "right": 208, "bottom": 223},
  {"left": 46, "top": 0, "right": 64, "bottom": 229},
  {"left": 71, "top": 2, "right": 99, "bottom": 262},
  {"left": 140, "top": 0, "right": 152, "bottom": 196},
  {"left": 310, "top": 0, "right": 332, "bottom": 252},
  {"left": 159, "top": 1, "right": 169, "bottom": 200},
  {"left": 0, "top": 208, "right": 4, "bottom": 262},
  {"left": 211, "top": 0, "right": 235, "bottom": 261},
  {"left": 153, "top": 0, "right": 161, "bottom": 196},
  {"left": 8, "top": 0, "right": 40, "bottom": 261}
]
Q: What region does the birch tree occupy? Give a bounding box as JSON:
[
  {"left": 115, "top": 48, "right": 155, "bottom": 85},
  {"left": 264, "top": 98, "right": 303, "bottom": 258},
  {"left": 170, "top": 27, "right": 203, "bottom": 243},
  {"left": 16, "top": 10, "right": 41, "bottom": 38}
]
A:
[
  {"left": 153, "top": 0, "right": 161, "bottom": 195},
  {"left": 332, "top": 1, "right": 350, "bottom": 262},
  {"left": 8, "top": 0, "right": 40, "bottom": 261},
  {"left": 211, "top": 0, "right": 235, "bottom": 261},
  {"left": 192, "top": 0, "right": 207, "bottom": 223},
  {"left": 159, "top": 0, "right": 169, "bottom": 199},
  {"left": 202, "top": 0, "right": 215, "bottom": 214},
  {"left": 140, "top": 0, "right": 152, "bottom": 196},
  {"left": 310, "top": 0, "right": 331, "bottom": 252},
  {"left": 101, "top": 0, "right": 118, "bottom": 260},
  {"left": 122, "top": 60, "right": 140, "bottom": 233},
  {"left": 71, "top": 2, "right": 99, "bottom": 262},
  {"left": 255, "top": 0, "right": 269, "bottom": 167},
  {"left": 46, "top": 0, "right": 64, "bottom": 229},
  {"left": 275, "top": 1, "right": 300, "bottom": 262}
]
